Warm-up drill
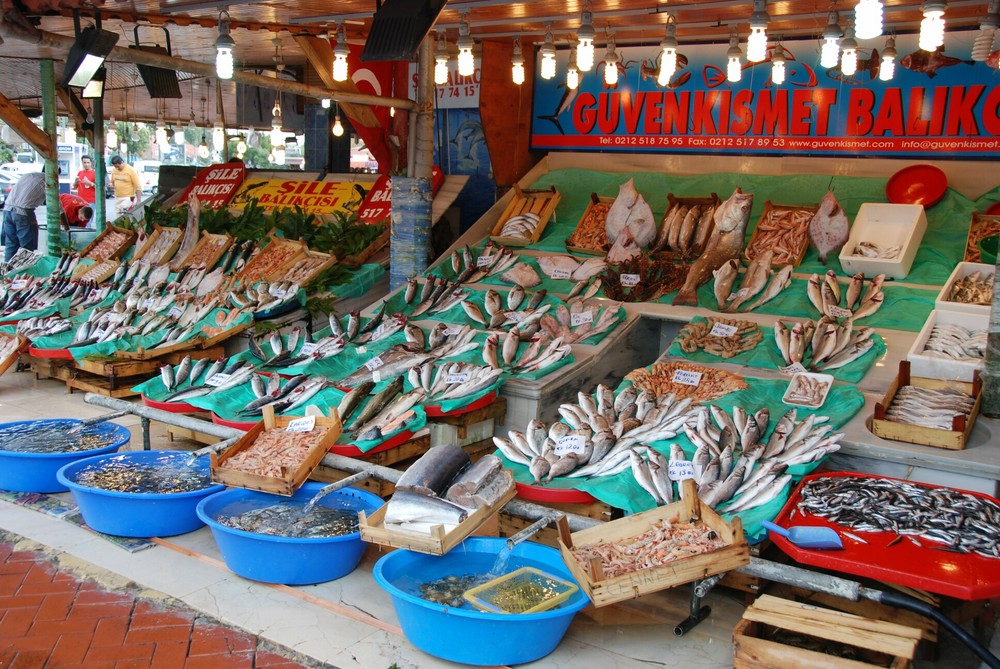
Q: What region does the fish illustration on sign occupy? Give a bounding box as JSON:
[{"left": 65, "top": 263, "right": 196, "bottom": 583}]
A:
[
  {"left": 899, "top": 47, "right": 975, "bottom": 78},
  {"left": 450, "top": 119, "right": 486, "bottom": 171},
  {"left": 536, "top": 81, "right": 580, "bottom": 135},
  {"left": 704, "top": 47, "right": 817, "bottom": 88},
  {"left": 824, "top": 49, "right": 881, "bottom": 85}
]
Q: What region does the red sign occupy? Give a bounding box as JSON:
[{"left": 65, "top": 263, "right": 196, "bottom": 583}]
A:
[
  {"left": 357, "top": 167, "right": 443, "bottom": 224},
  {"left": 178, "top": 162, "right": 245, "bottom": 208}
]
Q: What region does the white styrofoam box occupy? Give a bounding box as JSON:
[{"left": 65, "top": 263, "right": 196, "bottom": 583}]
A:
[
  {"left": 906, "top": 309, "right": 988, "bottom": 382},
  {"left": 839, "top": 203, "right": 928, "bottom": 279},
  {"left": 429, "top": 418, "right": 495, "bottom": 449},
  {"left": 934, "top": 262, "right": 995, "bottom": 316}
]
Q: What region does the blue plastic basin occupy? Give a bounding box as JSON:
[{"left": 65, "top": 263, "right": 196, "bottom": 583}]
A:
[
  {"left": 56, "top": 450, "right": 224, "bottom": 537},
  {"left": 197, "top": 483, "right": 383, "bottom": 585},
  {"left": 373, "top": 537, "right": 590, "bottom": 666},
  {"left": 0, "top": 419, "right": 131, "bottom": 493}
]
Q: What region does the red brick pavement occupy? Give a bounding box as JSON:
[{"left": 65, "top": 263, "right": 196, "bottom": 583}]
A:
[{"left": 0, "top": 541, "right": 319, "bottom": 669}]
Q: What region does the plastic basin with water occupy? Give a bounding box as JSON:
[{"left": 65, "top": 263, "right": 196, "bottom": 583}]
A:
[
  {"left": 0, "top": 419, "right": 131, "bottom": 493},
  {"left": 56, "top": 450, "right": 224, "bottom": 537},
  {"left": 196, "top": 483, "right": 383, "bottom": 585},
  {"left": 373, "top": 536, "right": 590, "bottom": 666}
]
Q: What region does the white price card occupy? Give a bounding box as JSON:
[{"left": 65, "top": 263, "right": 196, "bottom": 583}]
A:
[
  {"left": 272, "top": 288, "right": 287, "bottom": 299},
  {"left": 142, "top": 298, "right": 155, "bottom": 310},
  {"left": 446, "top": 372, "right": 471, "bottom": 384},
  {"left": 827, "top": 305, "right": 854, "bottom": 319},
  {"left": 550, "top": 268, "right": 572, "bottom": 280},
  {"left": 286, "top": 416, "right": 316, "bottom": 433},
  {"left": 168, "top": 305, "right": 183, "bottom": 319},
  {"left": 10, "top": 279, "right": 27, "bottom": 290},
  {"left": 779, "top": 362, "right": 808, "bottom": 376},
  {"left": 672, "top": 369, "right": 703, "bottom": 386},
  {"left": 371, "top": 323, "right": 388, "bottom": 340},
  {"left": 668, "top": 460, "right": 696, "bottom": 481},
  {"left": 571, "top": 311, "right": 594, "bottom": 327},
  {"left": 371, "top": 369, "right": 382, "bottom": 383},
  {"left": 364, "top": 356, "right": 384, "bottom": 371},
  {"left": 444, "top": 326, "right": 462, "bottom": 336},
  {"left": 356, "top": 345, "right": 368, "bottom": 354},
  {"left": 621, "top": 273, "right": 640, "bottom": 287},
  {"left": 555, "top": 435, "right": 587, "bottom": 456},
  {"left": 299, "top": 342, "right": 318, "bottom": 356},
  {"left": 205, "top": 372, "right": 231, "bottom": 387},
  {"left": 709, "top": 322, "right": 739, "bottom": 337},
  {"left": 476, "top": 255, "right": 493, "bottom": 267}
]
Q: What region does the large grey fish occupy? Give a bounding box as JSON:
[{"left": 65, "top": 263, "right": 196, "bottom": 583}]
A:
[
  {"left": 336, "top": 380, "right": 376, "bottom": 424},
  {"left": 383, "top": 490, "right": 469, "bottom": 528},
  {"left": 396, "top": 444, "right": 471, "bottom": 497},
  {"left": 345, "top": 376, "right": 404, "bottom": 432},
  {"left": 338, "top": 344, "right": 435, "bottom": 387}
]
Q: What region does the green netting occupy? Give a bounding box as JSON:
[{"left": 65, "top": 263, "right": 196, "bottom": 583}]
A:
[
  {"left": 328, "top": 263, "right": 386, "bottom": 299},
  {"left": 4, "top": 254, "right": 59, "bottom": 278}
]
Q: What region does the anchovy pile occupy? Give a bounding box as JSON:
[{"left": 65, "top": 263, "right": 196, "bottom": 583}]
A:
[
  {"left": 482, "top": 330, "right": 573, "bottom": 374},
  {"left": 408, "top": 361, "right": 503, "bottom": 403},
  {"left": 807, "top": 270, "right": 884, "bottom": 321},
  {"left": 884, "top": 385, "right": 976, "bottom": 430},
  {"left": 796, "top": 476, "right": 1000, "bottom": 559},
  {"left": 16, "top": 316, "right": 73, "bottom": 339},
  {"left": 921, "top": 324, "right": 987, "bottom": 361},
  {"left": 774, "top": 316, "right": 876, "bottom": 372},
  {"left": 494, "top": 384, "right": 696, "bottom": 484}
]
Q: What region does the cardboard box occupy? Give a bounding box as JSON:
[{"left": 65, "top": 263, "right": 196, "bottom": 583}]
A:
[
  {"left": 906, "top": 309, "right": 987, "bottom": 383},
  {"left": 839, "top": 203, "right": 927, "bottom": 279}
]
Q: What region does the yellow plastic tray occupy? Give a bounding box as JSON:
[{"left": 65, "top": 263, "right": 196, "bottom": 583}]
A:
[{"left": 462, "top": 567, "right": 578, "bottom": 614}]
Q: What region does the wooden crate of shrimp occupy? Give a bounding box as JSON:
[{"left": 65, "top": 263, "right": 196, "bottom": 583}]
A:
[
  {"left": 79, "top": 222, "right": 137, "bottom": 262},
  {"left": 651, "top": 193, "right": 720, "bottom": 259},
  {"left": 276, "top": 248, "right": 337, "bottom": 286},
  {"left": 132, "top": 224, "right": 183, "bottom": 265},
  {"left": 210, "top": 406, "right": 342, "bottom": 496},
  {"left": 745, "top": 201, "right": 819, "bottom": 268},
  {"left": 566, "top": 193, "right": 614, "bottom": 255},
  {"left": 237, "top": 235, "right": 308, "bottom": 284},
  {"left": 964, "top": 212, "right": 1000, "bottom": 263},
  {"left": 490, "top": 183, "right": 560, "bottom": 247},
  {"left": 172, "top": 231, "right": 233, "bottom": 271},
  {"left": 557, "top": 478, "right": 749, "bottom": 607}
]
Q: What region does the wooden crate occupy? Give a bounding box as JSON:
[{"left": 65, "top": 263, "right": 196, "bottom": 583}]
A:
[
  {"left": 132, "top": 224, "right": 183, "bottom": 264},
  {"left": 173, "top": 231, "right": 233, "bottom": 271},
  {"left": 964, "top": 212, "right": 1000, "bottom": 262},
  {"left": 0, "top": 333, "right": 30, "bottom": 377},
  {"left": 872, "top": 361, "right": 981, "bottom": 450},
  {"left": 210, "top": 406, "right": 343, "bottom": 496},
  {"left": 745, "top": 200, "right": 819, "bottom": 267},
  {"left": 490, "top": 183, "right": 561, "bottom": 247},
  {"left": 558, "top": 479, "right": 748, "bottom": 607},
  {"left": 653, "top": 192, "right": 721, "bottom": 258},
  {"left": 566, "top": 193, "right": 613, "bottom": 255},
  {"left": 341, "top": 227, "right": 391, "bottom": 268},
  {"left": 278, "top": 248, "right": 337, "bottom": 286},
  {"left": 72, "top": 258, "right": 120, "bottom": 283},
  {"left": 734, "top": 594, "right": 921, "bottom": 669},
  {"left": 80, "top": 222, "right": 136, "bottom": 262},
  {"left": 238, "top": 235, "right": 308, "bottom": 284},
  {"left": 359, "top": 484, "right": 516, "bottom": 555}
]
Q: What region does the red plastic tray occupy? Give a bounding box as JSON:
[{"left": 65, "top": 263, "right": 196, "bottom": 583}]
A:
[
  {"left": 329, "top": 429, "right": 416, "bottom": 458},
  {"left": 211, "top": 412, "right": 258, "bottom": 430},
  {"left": 28, "top": 346, "right": 74, "bottom": 360},
  {"left": 141, "top": 393, "right": 201, "bottom": 414},
  {"left": 886, "top": 164, "right": 948, "bottom": 207},
  {"left": 515, "top": 482, "right": 597, "bottom": 504},
  {"left": 424, "top": 390, "right": 498, "bottom": 418},
  {"left": 986, "top": 201, "right": 1000, "bottom": 216},
  {"left": 770, "top": 471, "right": 1000, "bottom": 600}
]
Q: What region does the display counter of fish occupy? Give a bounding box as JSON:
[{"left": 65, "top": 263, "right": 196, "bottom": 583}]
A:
[
  {"left": 228, "top": 280, "right": 301, "bottom": 314},
  {"left": 538, "top": 300, "right": 621, "bottom": 345},
  {"left": 536, "top": 255, "right": 607, "bottom": 282},
  {"left": 773, "top": 316, "right": 876, "bottom": 372},
  {"left": 405, "top": 243, "right": 522, "bottom": 317},
  {"left": 0, "top": 248, "right": 41, "bottom": 276},
  {"left": 338, "top": 325, "right": 480, "bottom": 387},
  {"left": 674, "top": 318, "right": 763, "bottom": 359},
  {"left": 158, "top": 357, "right": 258, "bottom": 403},
  {"left": 624, "top": 362, "right": 749, "bottom": 402},
  {"left": 851, "top": 241, "right": 900, "bottom": 259},
  {"left": 946, "top": 271, "right": 994, "bottom": 305},
  {"left": 746, "top": 203, "right": 816, "bottom": 267},
  {"left": 715, "top": 253, "right": 794, "bottom": 313},
  {"left": 807, "top": 270, "right": 885, "bottom": 321},
  {"left": 408, "top": 361, "right": 503, "bottom": 404},
  {"left": 651, "top": 199, "right": 717, "bottom": 256},
  {"left": 384, "top": 445, "right": 514, "bottom": 534},
  {"left": 794, "top": 476, "right": 1000, "bottom": 559},
  {"left": 493, "top": 383, "right": 697, "bottom": 485},
  {"left": 882, "top": 385, "right": 976, "bottom": 430},
  {"left": 920, "top": 324, "right": 987, "bottom": 361},
  {"left": 15, "top": 316, "right": 73, "bottom": 339},
  {"left": 482, "top": 330, "right": 573, "bottom": 374}
]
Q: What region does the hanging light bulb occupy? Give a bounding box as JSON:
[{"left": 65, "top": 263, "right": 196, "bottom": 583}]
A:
[
  {"left": 457, "top": 14, "right": 475, "bottom": 77},
  {"left": 175, "top": 122, "right": 186, "bottom": 145},
  {"left": 119, "top": 141, "right": 128, "bottom": 154},
  {"left": 539, "top": 23, "right": 556, "bottom": 80},
  {"left": 130, "top": 123, "right": 140, "bottom": 143},
  {"left": 155, "top": 112, "right": 167, "bottom": 147},
  {"left": 332, "top": 24, "right": 350, "bottom": 82},
  {"left": 771, "top": 46, "right": 786, "bottom": 85},
  {"left": 840, "top": 26, "right": 858, "bottom": 76},
  {"left": 332, "top": 105, "right": 344, "bottom": 137},
  {"left": 576, "top": 4, "right": 596, "bottom": 72},
  {"left": 64, "top": 123, "right": 77, "bottom": 145},
  {"left": 855, "top": 0, "right": 884, "bottom": 40},
  {"left": 236, "top": 135, "right": 247, "bottom": 154},
  {"left": 747, "top": 0, "right": 769, "bottom": 63},
  {"left": 879, "top": 36, "right": 897, "bottom": 80},
  {"left": 321, "top": 98, "right": 331, "bottom": 109},
  {"left": 270, "top": 94, "right": 283, "bottom": 146},
  {"left": 213, "top": 120, "right": 225, "bottom": 152},
  {"left": 919, "top": 0, "right": 946, "bottom": 52},
  {"left": 971, "top": 0, "right": 999, "bottom": 61},
  {"left": 657, "top": 14, "right": 678, "bottom": 87},
  {"left": 198, "top": 133, "right": 210, "bottom": 159},
  {"left": 566, "top": 44, "right": 580, "bottom": 90},
  {"left": 215, "top": 10, "right": 236, "bottom": 80},
  {"left": 434, "top": 32, "right": 449, "bottom": 85},
  {"left": 106, "top": 114, "right": 117, "bottom": 147},
  {"left": 603, "top": 32, "right": 619, "bottom": 86},
  {"left": 821, "top": 11, "right": 842, "bottom": 68},
  {"left": 727, "top": 32, "right": 743, "bottom": 82},
  {"left": 267, "top": 151, "right": 274, "bottom": 163},
  {"left": 511, "top": 37, "right": 525, "bottom": 85},
  {"left": 390, "top": 106, "right": 395, "bottom": 117}
]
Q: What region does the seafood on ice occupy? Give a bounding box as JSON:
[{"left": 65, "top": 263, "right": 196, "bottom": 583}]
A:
[{"left": 605, "top": 178, "right": 656, "bottom": 248}]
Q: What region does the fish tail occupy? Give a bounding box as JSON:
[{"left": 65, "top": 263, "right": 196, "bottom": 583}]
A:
[
  {"left": 537, "top": 115, "right": 565, "bottom": 135},
  {"left": 672, "top": 288, "right": 699, "bottom": 306}
]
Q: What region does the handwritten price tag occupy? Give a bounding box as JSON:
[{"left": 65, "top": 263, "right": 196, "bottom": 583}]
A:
[
  {"left": 286, "top": 416, "right": 316, "bottom": 433},
  {"left": 272, "top": 288, "right": 287, "bottom": 299},
  {"left": 555, "top": 435, "right": 586, "bottom": 456},
  {"left": 571, "top": 311, "right": 594, "bottom": 327},
  {"left": 709, "top": 322, "right": 739, "bottom": 337},
  {"left": 168, "top": 305, "right": 183, "bottom": 319},
  {"left": 780, "top": 362, "right": 808, "bottom": 376},
  {"left": 550, "top": 268, "right": 572, "bottom": 280},
  {"left": 10, "top": 279, "right": 28, "bottom": 290},
  {"left": 476, "top": 255, "right": 493, "bottom": 267},
  {"left": 444, "top": 326, "right": 462, "bottom": 336},
  {"left": 299, "top": 342, "right": 318, "bottom": 356},
  {"left": 827, "top": 305, "right": 854, "bottom": 319},
  {"left": 668, "top": 460, "right": 696, "bottom": 481},
  {"left": 621, "top": 273, "right": 640, "bottom": 287},
  {"left": 364, "top": 356, "right": 384, "bottom": 371},
  {"left": 205, "top": 372, "right": 231, "bottom": 387},
  {"left": 672, "top": 369, "right": 703, "bottom": 386},
  {"left": 446, "top": 372, "right": 471, "bottom": 384}
]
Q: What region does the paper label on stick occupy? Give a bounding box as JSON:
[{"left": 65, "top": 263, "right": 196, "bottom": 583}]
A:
[
  {"left": 10, "top": 279, "right": 27, "bottom": 290},
  {"left": 709, "top": 322, "right": 739, "bottom": 337},
  {"left": 551, "top": 268, "right": 572, "bottom": 280},
  {"left": 168, "top": 305, "right": 183, "bottom": 319},
  {"left": 299, "top": 342, "right": 318, "bottom": 356},
  {"left": 364, "top": 356, "right": 384, "bottom": 371},
  {"left": 205, "top": 372, "right": 230, "bottom": 387},
  {"left": 672, "top": 369, "right": 702, "bottom": 386},
  {"left": 555, "top": 435, "right": 586, "bottom": 456},
  {"left": 476, "top": 255, "right": 493, "bottom": 267},
  {"left": 571, "top": 311, "right": 594, "bottom": 327},
  {"left": 668, "top": 460, "right": 696, "bottom": 481},
  {"left": 286, "top": 416, "right": 315, "bottom": 432},
  {"left": 827, "top": 305, "right": 853, "bottom": 319},
  {"left": 446, "top": 372, "right": 471, "bottom": 384},
  {"left": 621, "top": 273, "right": 640, "bottom": 287},
  {"left": 780, "top": 362, "right": 808, "bottom": 376}
]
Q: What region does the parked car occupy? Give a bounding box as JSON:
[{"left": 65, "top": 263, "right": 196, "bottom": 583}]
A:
[{"left": 133, "top": 160, "right": 161, "bottom": 194}]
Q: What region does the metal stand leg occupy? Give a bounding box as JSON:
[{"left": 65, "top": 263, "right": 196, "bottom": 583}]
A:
[
  {"left": 141, "top": 417, "right": 151, "bottom": 451},
  {"left": 674, "top": 580, "right": 714, "bottom": 636}
]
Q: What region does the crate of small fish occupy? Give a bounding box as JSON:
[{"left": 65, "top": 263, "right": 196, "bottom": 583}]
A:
[
  {"left": 651, "top": 192, "right": 720, "bottom": 258},
  {"left": 964, "top": 212, "right": 1000, "bottom": 263},
  {"left": 237, "top": 234, "right": 308, "bottom": 284},
  {"left": 840, "top": 203, "right": 928, "bottom": 280},
  {"left": 79, "top": 222, "right": 137, "bottom": 262},
  {"left": 745, "top": 200, "right": 819, "bottom": 268},
  {"left": 565, "top": 193, "right": 613, "bottom": 255},
  {"left": 277, "top": 248, "right": 337, "bottom": 286},
  {"left": 0, "top": 332, "right": 29, "bottom": 377},
  {"left": 131, "top": 224, "right": 183, "bottom": 265},
  {"left": 872, "top": 361, "right": 981, "bottom": 451},
  {"left": 172, "top": 231, "right": 234, "bottom": 271},
  {"left": 491, "top": 184, "right": 560, "bottom": 247},
  {"left": 210, "top": 406, "right": 342, "bottom": 496},
  {"left": 935, "top": 262, "right": 994, "bottom": 316},
  {"left": 906, "top": 309, "right": 987, "bottom": 383},
  {"left": 558, "top": 479, "right": 749, "bottom": 606}
]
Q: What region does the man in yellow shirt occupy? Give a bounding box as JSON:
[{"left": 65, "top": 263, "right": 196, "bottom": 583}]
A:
[{"left": 109, "top": 155, "right": 141, "bottom": 219}]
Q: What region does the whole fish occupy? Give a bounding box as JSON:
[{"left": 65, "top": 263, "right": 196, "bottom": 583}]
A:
[
  {"left": 745, "top": 264, "right": 793, "bottom": 311},
  {"left": 345, "top": 376, "right": 404, "bottom": 432},
  {"left": 712, "top": 259, "right": 739, "bottom": 308},
  {"left": 808, "top": 190, "right": 850, "bottom": 264},
  {"left": 338, "top": 344, "right": 434, "bottom": 387},
  {"left": 727, "top": 248, "right": 772, "bottom": 311},
  {"left": 673, "top": 189, "right": 754, "bottom": 306},
  {"left": 396, "top": 444, "right": 471, "bottom": 496},
  {"left": 383, "top": 490, "right": 468, "bottom": 528}
]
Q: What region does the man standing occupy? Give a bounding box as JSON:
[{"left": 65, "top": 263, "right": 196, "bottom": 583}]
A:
[
  {"left": 109, "top": 156, "right": 140, "bottom": 218},
  {"left": 1, "top": 170, "right": 46, "bottom": 261},
  {"left": 73, "top": 155, "right": 97, "bottom": 204},
  {"left": 59, "top": 192, "right": 93, "bottom": 229}
]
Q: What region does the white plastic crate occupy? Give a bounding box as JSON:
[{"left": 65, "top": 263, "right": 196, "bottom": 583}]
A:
[
  {"left": 906, "top": 309, "right": 988, "bottom": 382},
  {"left": 839, "top": 203, "right": 927, "bottom": 280},
  {"left": 934, "top": 262, "right": 994, "bottom": 316}
]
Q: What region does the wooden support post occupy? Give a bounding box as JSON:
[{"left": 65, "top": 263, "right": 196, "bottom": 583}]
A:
[
  {"left": 0, "top": 91, "right": 54, "bottom": 158},
  {"left": 92, "top": 97, "right": 107, "bottom": 231}
]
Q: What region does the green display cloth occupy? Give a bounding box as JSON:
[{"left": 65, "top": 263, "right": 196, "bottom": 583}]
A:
[
  {"left": 974, "top": 185, "right": 1000, "bottom": 214},
  {"left": 187, "top": 377, "right": 344, "bottom": 421},
  {"left": 424, "top": 379, "right": 504, "bottom": 414},
  {"left": 4, "top": 255, "right": 58, "bottom": 278},
  {"left": 0, "top": 296, "right": 71, "bottom": 324},
  {"left": 666, "top": 317, "right": 886, "bottom": 384},
  {"left": 329, "top": 263, "right": 385, "bottom": 300},
  {"left": 333, "top": 386, "right": 429, "bottom": 453},
  {"left": 524, "top": 169, "right": 972, "bottom": 287},
  {"left": 253, "top": 327, "right": 407, "bottom": 380}
]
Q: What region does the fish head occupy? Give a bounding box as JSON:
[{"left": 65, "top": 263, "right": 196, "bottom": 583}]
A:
[{"left": 715, "top": 190, "right": 754, "bottom": 232}]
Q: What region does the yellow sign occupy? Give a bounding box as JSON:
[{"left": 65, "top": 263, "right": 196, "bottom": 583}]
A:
[{"left": 229, "top": 178, "right": 375, "bottom": 214}]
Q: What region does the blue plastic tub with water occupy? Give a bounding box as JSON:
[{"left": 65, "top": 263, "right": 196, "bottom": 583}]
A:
[
  {"left": 373, "top": 536, "right": 590, "bottom": 666},
  {"left": 56, "top": 450, "right": 224, "bottom": 537},
  {"left": 197, "top": 482, "right": 383, "bottom": 585},
  {"left": 0, "top": 419, "right": 131, "bottom": 493}
]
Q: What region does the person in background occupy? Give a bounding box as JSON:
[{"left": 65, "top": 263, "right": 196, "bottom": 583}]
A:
[
  {"left": 1, "top": 169, "right": 46, "bottom": 261},
  {"left": 73, "top": 155, "right": 97, "bottom": 204},
  {"left": 59, "top": 192, "right": 93, "bottom": 229},
  {"left": 109, "top": 155, "right": 141, "bottom": 218}
]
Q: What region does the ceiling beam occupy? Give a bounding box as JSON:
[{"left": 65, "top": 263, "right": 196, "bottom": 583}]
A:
[
  {"left": 0, "top": 89, "right": 54, "bottom": 158},
  {"left": 293, "top": 34, "right": 382, "bottom": 128}
]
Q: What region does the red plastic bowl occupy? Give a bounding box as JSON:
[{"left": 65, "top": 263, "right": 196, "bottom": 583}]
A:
[
  {"left": 886, "top": 164, "right": 948, "bottom": 207},
  {"left": 424, "top": 390, "right": 498, "bottom": 418},
  {"left": 329, "top": 429, "right": 415, "bottom": 458}
]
